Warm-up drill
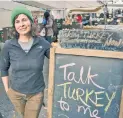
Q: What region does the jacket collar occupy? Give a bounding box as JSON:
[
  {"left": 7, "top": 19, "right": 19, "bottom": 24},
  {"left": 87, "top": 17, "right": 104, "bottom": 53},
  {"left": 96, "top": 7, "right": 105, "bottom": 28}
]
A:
[{"left": 10, "top": 36, "right": 39, "bottom": 47}]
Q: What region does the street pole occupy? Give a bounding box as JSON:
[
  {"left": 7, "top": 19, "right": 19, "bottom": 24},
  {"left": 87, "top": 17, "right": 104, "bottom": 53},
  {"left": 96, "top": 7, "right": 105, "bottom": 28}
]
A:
[
  {"left": 97, "top": 0, "right": 107, "bottom": 29},
  {"left": 103, "top": 0, "right": 108, "bottom": 29},
  {"left": 104, "top": 5, "right": 107, "bottom": 29},
  {"left": 112, "top": 0, "right": 114, "bottom": 18}
]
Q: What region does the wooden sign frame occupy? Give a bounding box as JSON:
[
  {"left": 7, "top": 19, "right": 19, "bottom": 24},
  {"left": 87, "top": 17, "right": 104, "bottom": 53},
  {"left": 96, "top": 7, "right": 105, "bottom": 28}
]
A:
[{"left": 48, "top": 48, "right": 123, "bottom": 118}]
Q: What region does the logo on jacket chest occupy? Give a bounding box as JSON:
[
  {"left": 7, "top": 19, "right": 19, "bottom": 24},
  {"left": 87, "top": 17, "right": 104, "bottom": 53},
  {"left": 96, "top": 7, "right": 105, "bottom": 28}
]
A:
[{"left": 37, "top": 46, "right": 42, "bottom": 49}]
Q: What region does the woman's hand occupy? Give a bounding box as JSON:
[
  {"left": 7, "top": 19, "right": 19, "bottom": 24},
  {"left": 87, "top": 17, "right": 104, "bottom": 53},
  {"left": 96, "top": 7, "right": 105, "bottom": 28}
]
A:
[
  {"left": 5, "top": 88, "right": 9, "bottom": 93},
  {"left": 2, "top": 76, "right": 9, "bottom": 93}
]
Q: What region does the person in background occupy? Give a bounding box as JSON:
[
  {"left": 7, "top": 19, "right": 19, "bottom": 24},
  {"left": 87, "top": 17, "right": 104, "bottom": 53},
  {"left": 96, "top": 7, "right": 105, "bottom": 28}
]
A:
[
  {"left": 76, "top": 14, "right": 82, "bottom": 23},
  {"left": 65, "top": 15, "right": 72, "bottom": 25},
  {"left": 46, "top": 10, "right": 54, "bottom": 20},
  {"left": 40, "top": 16, "right": 47, "bottom": 37},
  {"left": 33, "top": 16, "right": 38, "bottom": 24},
  {"left": 42, "top": 11, "right": 53, "bottom": 44},
  {"left": 0, "top": 6, "right": 51, "bottom": 118},
  {"left": 76, "top": 14, "right": 83, "bottom": 28}
]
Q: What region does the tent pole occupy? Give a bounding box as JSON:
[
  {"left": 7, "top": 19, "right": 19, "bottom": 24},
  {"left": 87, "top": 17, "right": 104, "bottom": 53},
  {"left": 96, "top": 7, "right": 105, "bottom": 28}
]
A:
[{"left": 104, "top": 4, "right": 107, "bottom": 30}]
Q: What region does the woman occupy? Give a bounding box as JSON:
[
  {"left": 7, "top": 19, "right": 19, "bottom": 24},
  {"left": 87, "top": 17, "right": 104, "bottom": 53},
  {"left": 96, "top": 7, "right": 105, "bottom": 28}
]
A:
[
  {"left": 43, "top": 11, "right": 54, "bottom": 44},
  {"left": 0, "top": 6, "right": 51, "bottom": 118}
]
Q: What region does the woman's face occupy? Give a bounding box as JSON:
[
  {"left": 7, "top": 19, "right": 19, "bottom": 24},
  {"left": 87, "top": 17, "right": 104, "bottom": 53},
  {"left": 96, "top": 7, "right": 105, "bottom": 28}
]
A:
[{"left": 14, "top": 14, "right": 31, "bottom": 36}]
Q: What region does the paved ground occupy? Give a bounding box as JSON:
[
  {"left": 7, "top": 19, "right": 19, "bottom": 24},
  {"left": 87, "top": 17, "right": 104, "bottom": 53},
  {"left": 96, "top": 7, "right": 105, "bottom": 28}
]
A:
[{"left": 0, "top": 57, "right": 49, "bottom": 118}]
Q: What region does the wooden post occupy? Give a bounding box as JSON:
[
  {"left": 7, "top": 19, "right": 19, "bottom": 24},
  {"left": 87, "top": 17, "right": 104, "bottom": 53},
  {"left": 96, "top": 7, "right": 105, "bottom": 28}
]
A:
[
  {"left": 47, "top": 48, "right": 55, "bottom": 118},
  {"left": 119, "top": 91, "right": 123, "bottom": 118}
]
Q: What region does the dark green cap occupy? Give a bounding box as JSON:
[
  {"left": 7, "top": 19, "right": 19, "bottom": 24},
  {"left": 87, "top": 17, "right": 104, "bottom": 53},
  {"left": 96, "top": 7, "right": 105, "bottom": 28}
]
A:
[{"left": 11, "top": 6, "right": 33, "bottom": 27}]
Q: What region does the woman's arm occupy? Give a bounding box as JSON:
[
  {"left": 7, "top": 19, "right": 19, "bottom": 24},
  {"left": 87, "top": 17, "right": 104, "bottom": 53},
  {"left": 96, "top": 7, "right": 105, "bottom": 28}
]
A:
[
  {"left": 0, "top": 41, "right": 10, "bottom": 92},
  {"left": 44, "top": 39, "right": 52, "bottom": 59}
]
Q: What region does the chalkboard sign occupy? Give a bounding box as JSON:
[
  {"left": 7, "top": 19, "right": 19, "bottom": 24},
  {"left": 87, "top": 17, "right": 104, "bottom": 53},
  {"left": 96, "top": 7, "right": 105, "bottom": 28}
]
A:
[
  {"left": 48, "top": 48, "right": 123, "bottom": 118},
  {"left": 58, "top": 29, "right": 123, "bottom": 52}
]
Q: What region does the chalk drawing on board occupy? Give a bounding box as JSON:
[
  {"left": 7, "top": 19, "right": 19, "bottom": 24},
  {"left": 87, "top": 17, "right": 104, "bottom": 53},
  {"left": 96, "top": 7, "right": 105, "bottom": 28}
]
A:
[
  {"left": 58, "top": 114, "right": 69, "bottom": 118},
  {"left": 108, "top": 83, "right": 123, "bottom": 93},
  {"left": 57, "top": 97, "right": 70, "bottom": 111},
  {"left": 49, "top": 48, "right": 123, "bottom": 118},
  {"left": 108, "top": 84, "right": 117, "bottom": 93}
]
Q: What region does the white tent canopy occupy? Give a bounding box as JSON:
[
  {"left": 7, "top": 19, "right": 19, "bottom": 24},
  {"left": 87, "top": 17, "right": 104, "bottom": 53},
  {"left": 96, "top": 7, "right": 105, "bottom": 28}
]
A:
[
  {"left": 0, "top": 1, "right": 41, "bottom": 12},
  {"left": 37, "top": 1, "right": 104, "bottom": 19},
  {"left": 0, "top": 0, "right": 102, "bottom": 28},
  {"left": 0, "top": 0, "right": 123, "bottom": 28},
  {"left": 14, "top": 0, "right": 103, "bottom": 9},
  {"left": 0, "top": 0, "right": 108, "bottom": 28},
  {"left": 0, "top": 1, "right": 42, "bottom": 28},
  {"left": 38, "top": 1, "right": 102, "bottom": 9}
]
